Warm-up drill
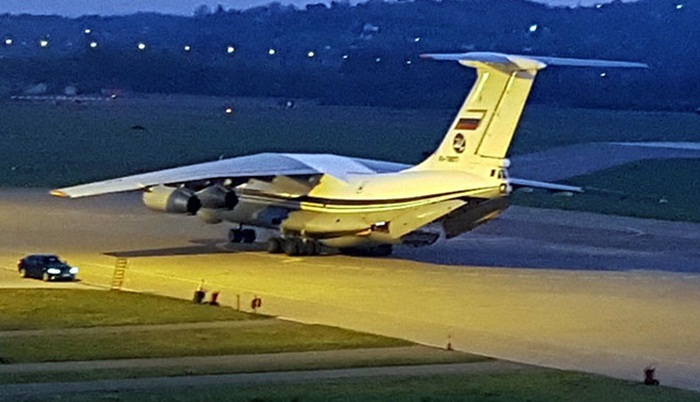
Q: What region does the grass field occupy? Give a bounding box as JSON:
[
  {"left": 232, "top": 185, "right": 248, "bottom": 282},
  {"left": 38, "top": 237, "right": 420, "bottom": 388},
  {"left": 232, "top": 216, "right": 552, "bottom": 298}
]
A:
[
  {"left": 0, "top": 351, "right": 486, "bottom": 385},
  {"left": 55, "top": 371, "right": 700, "bottom": 402},
  {"left": 0, "top": 289, "right": 408, "bottom": 364},
  {"left": 0, "top": 321, "right": 409, "bottom": 364},
  {"left": 0, "top": 96, "right": 697, "bottom": 185},
  {"left": 1, "top": 290, "right": 697, "bottom": 400},
  {"left": 0, "top": 289, "right": 260, "bottom": 330},
  {"left": 515, "top": 158, "right": 700, "bottom": 222}
]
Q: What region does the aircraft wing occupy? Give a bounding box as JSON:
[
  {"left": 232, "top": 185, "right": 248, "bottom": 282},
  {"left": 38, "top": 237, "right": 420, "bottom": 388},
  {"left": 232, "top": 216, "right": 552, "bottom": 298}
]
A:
[
  {"left": 51, "top": 153, "right": 409, "bottom": 199},
  {"left": 55, "top": 140, "right": 695, "bottom": 199}
]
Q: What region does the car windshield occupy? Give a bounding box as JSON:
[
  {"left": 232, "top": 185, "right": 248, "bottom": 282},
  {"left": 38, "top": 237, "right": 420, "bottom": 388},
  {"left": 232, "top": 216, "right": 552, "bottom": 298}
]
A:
[{"left": 38, "top": 256, "right": 66, "bottom": 266}]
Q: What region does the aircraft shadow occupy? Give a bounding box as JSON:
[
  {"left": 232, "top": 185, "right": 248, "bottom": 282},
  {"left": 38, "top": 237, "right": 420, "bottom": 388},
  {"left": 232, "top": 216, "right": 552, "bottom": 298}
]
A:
[
  {"left": 103, "top": 239, "right": 266, "bottom": 258},
  {"left": 101, "top": 236, "right": 698, "bottom": 273},
  {"left": 392, "top": 240, "right": 700, "bottom": 273}
]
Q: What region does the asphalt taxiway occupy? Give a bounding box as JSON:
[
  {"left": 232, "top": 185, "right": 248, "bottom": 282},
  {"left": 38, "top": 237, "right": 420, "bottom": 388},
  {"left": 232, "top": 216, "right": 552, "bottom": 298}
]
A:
[{"left": 1, "top": 189, "right": 699, "bottom": 391}]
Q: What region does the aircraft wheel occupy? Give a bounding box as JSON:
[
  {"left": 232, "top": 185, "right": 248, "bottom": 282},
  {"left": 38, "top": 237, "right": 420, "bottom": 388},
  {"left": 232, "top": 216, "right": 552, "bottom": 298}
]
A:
[
  {"left": 283, "top": 238, "right": 300, "bottom": 256},
  {"left": 298, "top": 240, "right": 315, "bottom": 256},
  {"left": 310, "top": 241, "right": 322, "bottom": 256},
  {"left": 228, "top": 229, "right": 243, "bottom": 243},
  {"left": 241, "top": 229, "right": 256, "bottom": 244},
  {"left": 42, "top": 272, "right": 50, "bottom": 282},
  {"left": 267, "top": 237, "right": 283, "bottom": 254},
  {"left": 305, "top": 240, "right": 322, "bottom": 256},
  {"left": 18, "top": 268, "right": 26, "bottom": 278}
]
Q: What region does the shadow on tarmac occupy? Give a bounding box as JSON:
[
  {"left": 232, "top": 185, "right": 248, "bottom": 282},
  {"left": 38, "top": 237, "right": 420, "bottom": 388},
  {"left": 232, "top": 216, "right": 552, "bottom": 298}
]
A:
[
  {"left": 101, "top": 223, "right": 700, "bottom": 274},
  {"left": 104, "top": 239, "right": 266, "bottom": 258}
]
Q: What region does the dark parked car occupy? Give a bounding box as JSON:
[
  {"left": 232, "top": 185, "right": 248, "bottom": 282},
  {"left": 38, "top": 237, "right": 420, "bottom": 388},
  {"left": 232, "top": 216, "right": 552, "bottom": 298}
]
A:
[{"left": 17, "top": 254, "right": 78, "bottom": 281}]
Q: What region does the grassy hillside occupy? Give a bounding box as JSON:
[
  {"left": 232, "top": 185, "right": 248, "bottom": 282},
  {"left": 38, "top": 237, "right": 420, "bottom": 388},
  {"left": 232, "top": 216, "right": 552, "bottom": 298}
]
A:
[{"left": 515, "top": 158, "right": 700, "bottom": 222}]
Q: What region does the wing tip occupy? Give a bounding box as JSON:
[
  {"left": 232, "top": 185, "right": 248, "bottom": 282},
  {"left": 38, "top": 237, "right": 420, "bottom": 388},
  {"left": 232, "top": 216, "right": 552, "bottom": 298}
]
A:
[{"left": 49, "top": 189, "right": 70, "bottom": 198}]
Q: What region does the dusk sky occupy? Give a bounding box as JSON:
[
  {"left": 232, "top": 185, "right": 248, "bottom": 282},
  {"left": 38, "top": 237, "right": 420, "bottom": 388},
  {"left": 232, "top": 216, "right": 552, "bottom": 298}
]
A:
[{"left": 0, "top": 0, "right": 635, "bottom": 17}]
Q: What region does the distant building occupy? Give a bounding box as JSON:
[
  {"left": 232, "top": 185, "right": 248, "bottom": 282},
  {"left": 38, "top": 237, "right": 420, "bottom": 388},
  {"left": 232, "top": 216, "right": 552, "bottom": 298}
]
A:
[
  {"left": 24, "top": 83, "right": 48, "bottom": 95},
  {"left": 64, "top": 86, "right": 78, "bottom": 96}
]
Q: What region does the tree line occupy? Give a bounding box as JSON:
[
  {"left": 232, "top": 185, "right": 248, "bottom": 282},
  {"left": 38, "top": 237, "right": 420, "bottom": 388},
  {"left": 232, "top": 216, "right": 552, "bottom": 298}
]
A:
[{"left": 0, "top": 0, "right": 696, "bottom": 110}]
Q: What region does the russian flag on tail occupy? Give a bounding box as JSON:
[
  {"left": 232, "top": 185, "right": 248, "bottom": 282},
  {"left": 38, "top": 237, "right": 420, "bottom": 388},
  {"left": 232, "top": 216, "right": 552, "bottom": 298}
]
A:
[{"left": 454, "top": 110, "right": 485, "bottom": 130}]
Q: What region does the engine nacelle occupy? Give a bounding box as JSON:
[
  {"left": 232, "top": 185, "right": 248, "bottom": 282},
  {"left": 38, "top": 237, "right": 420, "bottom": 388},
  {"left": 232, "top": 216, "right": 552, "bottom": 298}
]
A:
[
  {"left": 143, "top": 185, "right": 201, "bottom": 214},
  {"left": 197, "top": 208, "right": 223, "bottom": 224},
  {"left": 196, "top": 185, "right": 238, "bottom": 209}
]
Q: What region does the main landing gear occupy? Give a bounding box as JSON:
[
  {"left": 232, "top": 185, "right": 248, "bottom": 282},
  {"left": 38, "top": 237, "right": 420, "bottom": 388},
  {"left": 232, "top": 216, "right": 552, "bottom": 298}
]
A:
[
  {"left": 266, "top": 237, "right": 393, "bottom": 257},
  {"left": 228, "top": 228, "right": 256, "bottom": 243},
  {"left": 267, "top": 237, "right": 322, "bottom": 256},
  {"left": 341, "top": 244, "right": 393, "bottom": 257}
]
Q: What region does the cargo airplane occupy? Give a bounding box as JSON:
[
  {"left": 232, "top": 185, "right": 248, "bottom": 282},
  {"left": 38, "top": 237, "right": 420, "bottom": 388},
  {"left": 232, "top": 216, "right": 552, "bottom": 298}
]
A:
[{"left": 52, "top": 52, "right": 646, "bottom": 256}]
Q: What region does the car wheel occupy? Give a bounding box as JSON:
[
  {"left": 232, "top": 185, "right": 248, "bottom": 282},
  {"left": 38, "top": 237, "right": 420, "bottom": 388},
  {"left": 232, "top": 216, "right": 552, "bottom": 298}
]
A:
[
  {"left": 19, "top": 268, "right": 27, "bottom": 278},
  {"left": 42, "top": 272, "right": 50, "bottom": 282}
]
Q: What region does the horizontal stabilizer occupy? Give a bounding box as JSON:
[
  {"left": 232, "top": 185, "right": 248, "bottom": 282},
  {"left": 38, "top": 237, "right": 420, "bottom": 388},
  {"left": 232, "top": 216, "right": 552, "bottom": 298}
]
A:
[
  {"left": 508, "top": 178, "right": 583, "bottom": 193},
  {"left": 421, "top": 52, "right": 648, "bottom": 70}
]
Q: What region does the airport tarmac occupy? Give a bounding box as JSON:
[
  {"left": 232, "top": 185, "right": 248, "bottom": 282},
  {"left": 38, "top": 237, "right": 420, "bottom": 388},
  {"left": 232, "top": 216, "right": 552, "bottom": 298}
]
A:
[{"left": 1, "top": 189, "right": 699, "bottom": 391}]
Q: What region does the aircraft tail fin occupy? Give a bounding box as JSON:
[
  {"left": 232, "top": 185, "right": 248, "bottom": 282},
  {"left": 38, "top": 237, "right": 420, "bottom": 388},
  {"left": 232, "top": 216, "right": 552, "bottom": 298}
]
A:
[{"left": 414, "top": 52, "right": 647, "bottom": 174}]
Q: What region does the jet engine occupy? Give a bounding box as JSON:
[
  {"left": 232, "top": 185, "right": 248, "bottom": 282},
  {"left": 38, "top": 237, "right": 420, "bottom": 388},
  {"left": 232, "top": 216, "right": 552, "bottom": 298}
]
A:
[
  {"left": 196, "top": 185, "right": 238, "bottom": 209},
  {"left": 143, "top": 185, "right": 201, "bottom": 214}
]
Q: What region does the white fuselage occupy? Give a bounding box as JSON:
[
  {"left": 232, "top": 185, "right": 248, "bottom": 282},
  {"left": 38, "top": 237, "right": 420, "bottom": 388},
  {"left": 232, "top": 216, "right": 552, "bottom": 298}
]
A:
[
  {"left": 302, "top": 169, "right": 505, "bottom": 212},
  {"left": 227, "top": 168, "right": 509, "bottom": 248}
]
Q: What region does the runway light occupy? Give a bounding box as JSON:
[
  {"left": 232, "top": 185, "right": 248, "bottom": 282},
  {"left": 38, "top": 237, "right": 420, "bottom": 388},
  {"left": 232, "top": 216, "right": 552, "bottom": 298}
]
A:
[
  {"left": 184, "top": 45, "right": 191, "bottom": 52},
  {"left": 414, "top": 36, "right": 421, "bottom": 42},
  {"left": 89, "top": 41, "right": 98, "bottom": 48},
  {"left": 4, "top": 38, "right": 12, "bottom": 46},
  {"left": 39, "top": 39, "right": 49, "bottom": 48},
  {"left": 84, "top": 28, "right": 92, "bottom": 34},
  {"left": 137, "top": 42, "right": 147, "bottom": 51},
  {"left": 227, "top": 46, "right": 235, "bottom": 54},
  {"left": 268, "top": 48, "right": 276, "bottom": 55},
  {"left": 675, "top": 4, "right": 684, "bottom": 9},
  {"left": 375, "top": 57, "right": 381, "bottom": 63},
  {"left": 307, "top": 51, "right": 315, "bottom": 58},
  {"left": 600, "top": 72, "right": 607, "bottom": 78},
  {"left": 529, "top": 24, "right": 539, "bottom": 33},
  {"left": 225, "top": 107, "right": 234, "bottom": 114},
  {"left": 595, "top": 3, "right": 603, "bottom": 8},
  {"left": 342, "top": 54, "right": 348, "bottom": 60},
  {"left": 406, "top": 60, "right": 412, "bottom": 65}
]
